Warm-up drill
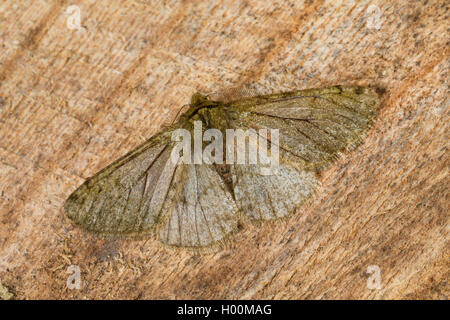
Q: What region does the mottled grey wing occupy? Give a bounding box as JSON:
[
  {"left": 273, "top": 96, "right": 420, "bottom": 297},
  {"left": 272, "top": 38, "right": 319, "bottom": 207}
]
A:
[
  {"left": 224, "top": 85, "right": 380, "bottom": 220},
  {"left": 64, "top": 129, "right": 177, "bottom": 237},
  {"left": 65, "top": 126, "right": 239, "bottom": 247},
  {"left": 158, "top": 164, "right": 239, "bottom": 248},
  {"left": 231, "top": 164, "right": 318, "bottom": 220}
]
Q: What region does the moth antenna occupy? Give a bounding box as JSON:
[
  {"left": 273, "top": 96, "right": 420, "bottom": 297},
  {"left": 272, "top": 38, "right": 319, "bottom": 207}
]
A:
[
  {"left": 171, "top": 103, "right": 190, "bottom": 124},
  {"left": 204, "top": 91, "right": 217, "bottom": 98}
]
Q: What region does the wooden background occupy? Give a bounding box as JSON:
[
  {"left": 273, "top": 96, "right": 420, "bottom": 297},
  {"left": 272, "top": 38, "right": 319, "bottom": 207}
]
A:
[{"left": 0, "top": 0, "right": 448, "bottom": 299}]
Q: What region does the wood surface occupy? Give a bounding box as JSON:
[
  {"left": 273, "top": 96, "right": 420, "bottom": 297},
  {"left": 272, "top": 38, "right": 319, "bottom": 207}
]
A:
[{"left": 0, "top": 0, "right": 448, "bottom": 299}]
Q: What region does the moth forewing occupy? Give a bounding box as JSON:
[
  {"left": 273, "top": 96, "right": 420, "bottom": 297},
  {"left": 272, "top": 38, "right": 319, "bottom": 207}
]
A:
[{"left": 64, "top": 126, "right": 178, "bottom": 237}]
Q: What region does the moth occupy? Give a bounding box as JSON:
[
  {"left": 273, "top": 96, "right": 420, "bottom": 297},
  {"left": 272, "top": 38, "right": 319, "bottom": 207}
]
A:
[{"left": 65, "top": 85, "right": 380, "bottom": 249}]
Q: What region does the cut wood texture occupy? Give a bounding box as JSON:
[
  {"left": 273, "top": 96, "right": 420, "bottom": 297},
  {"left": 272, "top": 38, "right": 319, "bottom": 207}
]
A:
[{"left": 0, "top": 0, "right": 448, "bottom": 299}]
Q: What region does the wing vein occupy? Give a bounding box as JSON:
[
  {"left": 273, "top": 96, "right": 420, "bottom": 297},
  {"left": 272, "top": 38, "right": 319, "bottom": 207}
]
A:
[{"left": 194, "top": 165, "right": 218, "bottom": 242}]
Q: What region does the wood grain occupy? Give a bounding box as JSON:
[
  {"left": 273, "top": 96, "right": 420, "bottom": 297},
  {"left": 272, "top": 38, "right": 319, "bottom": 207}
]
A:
[{"left": 0, "top": 0, "right": 448, "bottom": 299}]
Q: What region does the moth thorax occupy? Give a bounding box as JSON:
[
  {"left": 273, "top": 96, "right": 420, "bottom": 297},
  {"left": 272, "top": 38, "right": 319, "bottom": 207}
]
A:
[{"left": 190, "top": 92, "right": 208, "bottom": 107}]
